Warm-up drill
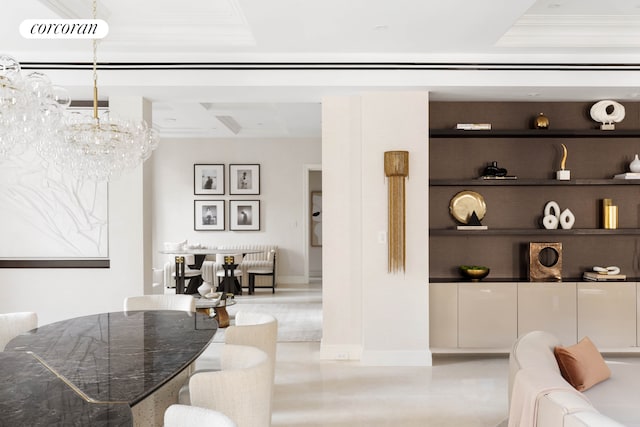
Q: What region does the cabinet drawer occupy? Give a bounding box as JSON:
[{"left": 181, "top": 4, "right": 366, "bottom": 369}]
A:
[
  {"left": 518, "top": 282, "right": 577, "bottom": 345},
  {"left": 577, "top": 282, "right": 636, "bottom": 348},
  {"left": 458, "top": 283, "right": 517, "bottom": 348}
]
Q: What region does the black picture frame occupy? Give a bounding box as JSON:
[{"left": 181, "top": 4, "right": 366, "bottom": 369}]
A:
[
  {"left": 194, "top": 200, "right": 225, "bottom": 231},
  {"left": 229, "top": 200, "right": 260, "bottom": 231},
  {"left": 229, "top": 164, "right": 260, "bottom": 195},
  {"left": 194, "top": 164, "right": 224, "bottom": 195}
]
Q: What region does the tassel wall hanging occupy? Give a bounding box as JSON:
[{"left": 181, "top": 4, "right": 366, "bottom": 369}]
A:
[{"left": 384, "top": 151, "right": 409, "bottom": 273}]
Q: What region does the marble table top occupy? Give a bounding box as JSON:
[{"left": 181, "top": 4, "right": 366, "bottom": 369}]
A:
[{"left": 2, "top": 310, "right": 218, "bottom": 426}]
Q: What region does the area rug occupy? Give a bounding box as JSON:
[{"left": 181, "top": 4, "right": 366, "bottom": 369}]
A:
[{"left": 212, "top": 302, "right": 322, "bottom": 342}]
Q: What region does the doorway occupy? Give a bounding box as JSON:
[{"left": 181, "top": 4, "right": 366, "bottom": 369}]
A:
[{"left": 303, "top": 164, "right": 322, "bottom": 283}]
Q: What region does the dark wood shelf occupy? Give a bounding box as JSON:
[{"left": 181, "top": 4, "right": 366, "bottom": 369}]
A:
[
  {"left": 429, "top": 277, "right": 640, "bottom": 283},
  {"left": 429, "top": 228, "right": 640, "bottom": 236},
  {"left": 429, "top": 129, "right": 640, "bottom": 138},
  {"left": 430, "top": 178, "right": 640, "bottom": 186}
]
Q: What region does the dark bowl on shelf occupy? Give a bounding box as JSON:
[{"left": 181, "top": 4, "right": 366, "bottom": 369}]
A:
[{"left": 459, "top": 266, "right": 490, "bottom": 281}]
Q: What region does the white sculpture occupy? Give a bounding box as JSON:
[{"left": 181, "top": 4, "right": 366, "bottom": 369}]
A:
[
  {"left": 543, "top": 215, "right": 559, "bottom": 230},
  {"left": 542, "top": 201, "right": 575, "bottom": 230},
  {"left": 590, "top": 100, "right": 625, "bottom": 130},
  {"left": 559, "top": 208, "right": 575, "bottom": 230}
]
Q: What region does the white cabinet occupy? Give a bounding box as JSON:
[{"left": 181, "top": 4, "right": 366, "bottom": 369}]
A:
[
  {"left": 458, "top": 282, "right": 517, "bottom": 349},
  {"left": 429, "top": 281, "right": 639, "bottom": 352},
  {"left": 429, "top": 283, "right": 457, "bottom": 348},
  {"left": 577, "top": 282, "right": 636, "bottom": 349},
  {"left": 518, "top": 282, "right": 577, "bottom": 345}
]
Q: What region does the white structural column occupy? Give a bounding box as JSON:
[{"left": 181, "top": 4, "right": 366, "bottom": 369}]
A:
[
  {"left": 109, "top": 96, "right": 154, "bottom": 296},
  {"left": 321, "top": 92, "right": 431, "bottom": 366}
]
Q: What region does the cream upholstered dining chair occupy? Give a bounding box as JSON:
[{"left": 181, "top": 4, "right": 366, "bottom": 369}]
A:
[
  {"left": 193, "top": 312, "right": 278, "bottom": 377},
  {"left": 164, "top": 404, "right": 237, "bottom": 427},
  {"left": 225, "top": 312, "right": 277, "bottom": 383},
  {"left": 123, "top": 294, "right": 195, "bottom": 312},
  {"left": 0, "top": 312, "right": 38, "bottom": 351},
  {"left": 184, "top": 344, "right": 272, "bottom": 427}
]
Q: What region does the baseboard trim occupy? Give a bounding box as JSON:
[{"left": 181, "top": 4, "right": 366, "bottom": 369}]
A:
[
  {"left": 319, "top": 343, "right": 363, "bottom": 361},
  {"left": 360, "top": 349, "right": 433, "bottom": 366},
  {"left": 277, "top": 275, "right": 308, "bottom": 285}
]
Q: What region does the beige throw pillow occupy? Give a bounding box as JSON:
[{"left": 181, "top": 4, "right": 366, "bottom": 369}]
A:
[{"left": 554, "top": 336, "right": 611, "bottom": 391}]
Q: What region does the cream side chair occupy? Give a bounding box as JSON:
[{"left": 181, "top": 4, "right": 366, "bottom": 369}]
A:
[
  {"left": 246, "top": 250, "right": 276, "bottom": 294},
  {"left": 225, "top": 312, "right": 277, "bottom": 383},
  {"left": 193, "top": 311, "right": 278, "bottom": 379},
  {"left": 123, "top": 294, "right": 195, "bottom": 312},
  {"left": 0, "top": 312, "right": 38, "bottom": 351},
  {"left": 217, "top": 245, "right": 277, "bottom": 294},
  {"left": 164, "top": 404, "right": 237, "bottom": 427},
  {"left": 185, "top": 344, "right": 272, "bottom": 427}
]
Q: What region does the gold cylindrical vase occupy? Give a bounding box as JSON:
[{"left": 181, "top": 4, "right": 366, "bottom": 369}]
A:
[
  {"left": 602, "top": 199, "right": 617, "bottom": 229},
  {"left": 604, "top": 205, "right": 618, "bottom": 229}
]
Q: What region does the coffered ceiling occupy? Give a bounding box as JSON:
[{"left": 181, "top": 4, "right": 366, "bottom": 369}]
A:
[{"left": 4, "top": 0, "right": 640, "bottom": 137}]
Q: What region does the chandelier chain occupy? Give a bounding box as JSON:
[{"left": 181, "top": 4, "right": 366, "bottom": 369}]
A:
[{"left": 92, "top": 0, "right": 98, "bottom": 119}]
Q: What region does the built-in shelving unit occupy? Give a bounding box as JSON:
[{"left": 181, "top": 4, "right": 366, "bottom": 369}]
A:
[
  {"left": 430, "top": 179, "right": 640, "bottom": 186},
  {"left": 428, "top": 101, "right": 640, "bottom": 352},
  {"left": 430, "top": 129, "right": 640, "bottom": 138},
  {"left": 429, "top": 228, "right": 640, "bottom": 236}
]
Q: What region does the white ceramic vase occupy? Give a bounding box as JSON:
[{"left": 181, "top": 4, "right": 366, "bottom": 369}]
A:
[
  {"left": 630, "top": 154, "right": 640, "bottom": 173},
  {"left": 543, "top": 215, "right": 559, "bottom": 230},
  {"left": 560, "top": 208, "right": 575, "bottom": 230}
]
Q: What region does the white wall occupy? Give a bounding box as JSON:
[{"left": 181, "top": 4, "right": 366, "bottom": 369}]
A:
[
  {"left": 322, "top": 92, "right": 431, "bottom": 365},
  {"left": 151, "top": 137, "right": 322, "bottom": 284},
  {"left": 0, "top": 96, "right": 150, "bottom": 326}
]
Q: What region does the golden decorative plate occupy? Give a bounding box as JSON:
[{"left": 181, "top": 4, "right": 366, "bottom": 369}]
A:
[{"left": 449, "top": 191, "right": 486, "bottom": 224}]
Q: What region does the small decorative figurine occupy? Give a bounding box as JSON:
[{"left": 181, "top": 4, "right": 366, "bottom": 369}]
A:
[
  {"left": 534, "top": 113, "right": 549, "bottom": 129},
  {"left": 482, "top": 161, "right": 507, "bottom": 177},
  {"left": 590, "top": 100, "right": 625, "bottom": 130},
  {"left": 556, "top": 143, "right": 570, "bottom": 180}
]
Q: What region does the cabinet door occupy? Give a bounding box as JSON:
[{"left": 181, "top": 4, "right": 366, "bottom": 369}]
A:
[
  {"left": 429, "top": 283, "right": 457, "bottom": 349},
  {"left": 578, "top": 282, "right": 636, "bottom": 348},
  {"left": 518, "top": 282, "right": 577, "bottom": 345},
  {"left": 458, "top": 282, "right": 517, "bottom": 349}
]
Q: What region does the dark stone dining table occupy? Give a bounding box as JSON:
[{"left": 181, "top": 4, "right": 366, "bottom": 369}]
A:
[{"left": 1, "top": 310, "right": 218, "bottom": 426}]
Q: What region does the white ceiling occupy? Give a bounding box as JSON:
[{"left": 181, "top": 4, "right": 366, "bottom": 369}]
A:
[{"left": 5, "top": 0, "right": 640, "bottom": 137}]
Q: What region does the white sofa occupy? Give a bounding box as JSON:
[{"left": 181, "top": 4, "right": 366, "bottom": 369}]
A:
[{"left": 509, "top": 331, "right": 640, "bottom": 427}]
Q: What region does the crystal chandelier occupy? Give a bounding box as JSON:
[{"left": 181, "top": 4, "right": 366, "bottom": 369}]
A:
[
  {"left": 44, "top": 0, "right": 159, "bottom": 181},
  {"left": 0, "top": 55, "right": 69, "bottom": 159}
]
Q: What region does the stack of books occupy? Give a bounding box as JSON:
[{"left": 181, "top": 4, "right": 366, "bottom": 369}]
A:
[
  {"left": 455, "top": 123, "right": 491, "bottom": 130},
  {"left": 614, "top": 172, "right": 640, "bottom": 180},
  {"left": 583, "top": 271, "right": 626, "bottom": 281}
]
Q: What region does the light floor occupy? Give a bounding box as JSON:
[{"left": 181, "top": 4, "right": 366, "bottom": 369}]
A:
[{"left": 242, "top": 283, "right": 510, "bottom": 427}]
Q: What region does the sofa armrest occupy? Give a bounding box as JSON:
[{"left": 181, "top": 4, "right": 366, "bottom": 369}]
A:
[
  {"left": 537, "top": 391, "right": 593, "bottom": 427},
  {"left": 564, "top": 410, "right": 626, "bottom": 427}
]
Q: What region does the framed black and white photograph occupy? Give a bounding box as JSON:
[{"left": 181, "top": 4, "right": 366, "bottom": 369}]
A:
[
  {"left": 194, "top": 164, "right": 224, "bottom": 195},
  {"left": 194, "top": 200, "right": 225, "bottom": 231},
  {"left": 229, "top": 164, "right": 260, "bottom": 195},
  {"left": 229, "top": 200, "right": 260, "bottom": 231}
]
